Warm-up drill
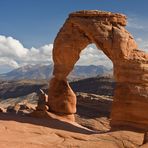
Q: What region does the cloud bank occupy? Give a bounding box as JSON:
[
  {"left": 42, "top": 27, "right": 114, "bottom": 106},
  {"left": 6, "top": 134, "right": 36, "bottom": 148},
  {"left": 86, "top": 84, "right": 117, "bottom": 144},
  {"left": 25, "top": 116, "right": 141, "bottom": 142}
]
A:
[
  {"left": 0, "top": 35, "right": 113, "bottom": 73},
  {"left": 0, "top": 35, "right": 53, "bottom": 72}
]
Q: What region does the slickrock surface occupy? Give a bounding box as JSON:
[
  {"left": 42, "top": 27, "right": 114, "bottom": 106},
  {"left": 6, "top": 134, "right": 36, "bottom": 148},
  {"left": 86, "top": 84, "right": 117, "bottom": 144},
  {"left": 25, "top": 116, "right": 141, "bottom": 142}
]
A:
[
  {"left": 0, "top": 92, "right": 147, "bottom": 147},
  {"left": 0, "top": 113, "right": 146, "bottom": 148},
  {"left": 47, "top": 10, "right": 148, "bottom": 131}
]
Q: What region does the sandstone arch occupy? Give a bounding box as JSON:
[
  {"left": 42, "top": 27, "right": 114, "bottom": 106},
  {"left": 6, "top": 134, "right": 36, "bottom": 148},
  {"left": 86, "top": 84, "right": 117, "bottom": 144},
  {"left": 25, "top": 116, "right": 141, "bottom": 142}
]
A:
[{"left": 48, "top": 10, "right": 148, "bottom": 131}]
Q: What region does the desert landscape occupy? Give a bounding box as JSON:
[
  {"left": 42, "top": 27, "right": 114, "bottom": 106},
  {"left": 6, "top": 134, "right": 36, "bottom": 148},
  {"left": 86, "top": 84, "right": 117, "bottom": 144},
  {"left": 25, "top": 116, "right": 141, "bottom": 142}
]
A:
[
  {"left": 0, "top": 79, "right": 147, "bottom": 147},
  {"left": 0, "top": 9, "right": 148, "bottom": 148}
]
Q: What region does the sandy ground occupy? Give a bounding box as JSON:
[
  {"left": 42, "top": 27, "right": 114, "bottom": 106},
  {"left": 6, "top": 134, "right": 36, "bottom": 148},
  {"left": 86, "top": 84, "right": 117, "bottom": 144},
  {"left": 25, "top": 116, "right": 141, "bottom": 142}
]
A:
[{"left": 0, "top": 112, "right": 146, "bottom": 148}]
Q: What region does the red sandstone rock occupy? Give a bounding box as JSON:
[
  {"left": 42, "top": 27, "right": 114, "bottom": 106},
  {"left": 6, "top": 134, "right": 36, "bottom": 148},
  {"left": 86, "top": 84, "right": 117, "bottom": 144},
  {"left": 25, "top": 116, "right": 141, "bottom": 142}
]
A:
[
  {"left": 0, "top": 113, "right": 145, "bottom": 148},
  {"left": 47, "top": 10, "right": 148, "bottom": 131},
  {"left": 0, "top": 107, "right": 4, "bottom": 113},
  {"left": 36, "top": 89, "right": 49, "bottom": 111},
  {"left": 48, "top": 77, "right": 76, "bottom": 114}
]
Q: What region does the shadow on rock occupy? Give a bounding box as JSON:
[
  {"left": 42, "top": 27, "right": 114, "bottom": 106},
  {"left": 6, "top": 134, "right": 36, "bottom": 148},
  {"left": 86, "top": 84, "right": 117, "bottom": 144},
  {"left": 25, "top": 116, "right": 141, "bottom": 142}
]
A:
[{"left": 0, "top": 112, "right": 99, "bottom": 135}]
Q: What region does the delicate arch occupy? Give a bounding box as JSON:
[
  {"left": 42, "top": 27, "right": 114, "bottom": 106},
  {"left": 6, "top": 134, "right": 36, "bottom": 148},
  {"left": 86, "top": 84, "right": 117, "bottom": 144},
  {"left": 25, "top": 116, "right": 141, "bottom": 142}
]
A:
[{"left": 48, "top": 10, "right": 148, "bottom": 131}]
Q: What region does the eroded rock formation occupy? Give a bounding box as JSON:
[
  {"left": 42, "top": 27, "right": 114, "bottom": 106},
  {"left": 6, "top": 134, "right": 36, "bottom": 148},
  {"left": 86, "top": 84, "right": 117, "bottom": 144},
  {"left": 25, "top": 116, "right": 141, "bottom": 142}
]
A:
[{"left": 48, "top": 10, "right": 148, "bottom": 131}]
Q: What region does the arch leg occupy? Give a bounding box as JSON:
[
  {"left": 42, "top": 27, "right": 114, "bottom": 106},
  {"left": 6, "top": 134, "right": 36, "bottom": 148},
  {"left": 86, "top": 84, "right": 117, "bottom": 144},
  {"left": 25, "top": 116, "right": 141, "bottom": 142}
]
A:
[{"left": 47, "top": 22, "right": 90, "bottom": 116}]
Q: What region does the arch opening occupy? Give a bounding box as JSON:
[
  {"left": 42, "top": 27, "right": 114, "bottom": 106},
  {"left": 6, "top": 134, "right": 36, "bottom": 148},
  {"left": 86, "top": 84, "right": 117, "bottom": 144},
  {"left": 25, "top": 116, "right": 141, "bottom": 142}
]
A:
[
  {"left": 70, "top": 43, "right": 114, "bottom": 94},
  {"left": 67, "top": 44, "right": 113, "bottom": 81}
]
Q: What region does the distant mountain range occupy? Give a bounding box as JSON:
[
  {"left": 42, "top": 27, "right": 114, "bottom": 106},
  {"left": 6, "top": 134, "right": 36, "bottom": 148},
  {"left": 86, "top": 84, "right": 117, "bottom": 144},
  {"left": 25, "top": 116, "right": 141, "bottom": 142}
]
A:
[{"left": 0, "top": 64, "right": 112, "bottom": 81}]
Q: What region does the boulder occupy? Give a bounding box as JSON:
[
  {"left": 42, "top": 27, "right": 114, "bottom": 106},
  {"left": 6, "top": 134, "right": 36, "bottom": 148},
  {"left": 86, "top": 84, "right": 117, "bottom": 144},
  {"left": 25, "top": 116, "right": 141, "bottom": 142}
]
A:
[{"left": 0, "top": 107, "right": 4, "bottom": 113}]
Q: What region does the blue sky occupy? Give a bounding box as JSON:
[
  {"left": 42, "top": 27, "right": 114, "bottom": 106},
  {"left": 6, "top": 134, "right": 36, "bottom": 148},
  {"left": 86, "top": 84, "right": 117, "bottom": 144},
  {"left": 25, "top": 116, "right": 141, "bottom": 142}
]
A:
[{"left": 0, "top": 0, "right": 148, "bottom": 73}]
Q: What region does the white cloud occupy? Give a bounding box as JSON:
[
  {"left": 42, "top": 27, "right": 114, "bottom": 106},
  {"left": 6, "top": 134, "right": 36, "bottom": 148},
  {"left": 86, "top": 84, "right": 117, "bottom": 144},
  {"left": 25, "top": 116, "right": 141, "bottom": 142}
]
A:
[
  {"left": 126, "top": 16, "right": 148, "bottom": 53},
  {"left": 0, "top": 57, "right": 19, "bottom": 73},
  {"left": 0, "top": 35, "right": 53, "bottom": 73},
  {"left": 0, "top": 35, "right": 28, "bottom": 58},
  {"left": 0, "top": 57, "right": 19, "bottom": 68},
  {"left": 127, "top": 21, "right": 144, "bottom": 30},
  {"left": 77, "top": 44, "right": 113, "bottom": 68},
  {"left": 136, "top": 38, "right": 143, "bottom": 42},
  {"left": 136, "top": 38, "right": 148, "bottom": 52},
  {"left": 127, "top": 17, "right": 148, "bottom": 30}
]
